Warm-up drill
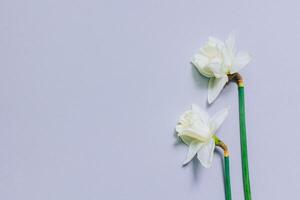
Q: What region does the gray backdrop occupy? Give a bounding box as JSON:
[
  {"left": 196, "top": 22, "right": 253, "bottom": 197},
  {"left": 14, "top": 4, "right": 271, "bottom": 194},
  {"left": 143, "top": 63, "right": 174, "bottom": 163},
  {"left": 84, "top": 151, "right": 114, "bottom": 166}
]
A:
[{"left": 0, "top": 0, "right": 299, "bottom": 199}]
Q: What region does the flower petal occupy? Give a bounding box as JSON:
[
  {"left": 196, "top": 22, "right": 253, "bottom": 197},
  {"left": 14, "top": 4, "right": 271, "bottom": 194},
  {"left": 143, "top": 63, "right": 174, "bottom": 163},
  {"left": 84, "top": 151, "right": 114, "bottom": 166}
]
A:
[
  {"left": 209, "top": 107, "right": 230, "bottom": 133},
  {"left": 191, "top": 104, "right": 209, "bottom": 123},
  {"left": 208, "top": 37, "right": 225, "bottom": 48},
  {"left": 225, "top": 32, "right": 236, "bottom": 55},
  {"left": 197, "top": 138, "right": 215, "bottom": 168},
  {"left": 231, "top": 52, "right": 251, "bottom": 73},
  {"left": 178, "top": 131, "right": 209, "bottom": 144},
  {"left": 192, "top": 54, "right": 214, "bottom": 78},
  {"left": 176, "top": 104, "right": 211, "bottom": 141},
  {"left": 207, "top": 62, "right": 226, "bottom": 78},
  {"left": 183, "top": 141, "right": 204, "bottom": 165},
  {"left": 208, "top": 76, "right": 228, "bottom": 104}
]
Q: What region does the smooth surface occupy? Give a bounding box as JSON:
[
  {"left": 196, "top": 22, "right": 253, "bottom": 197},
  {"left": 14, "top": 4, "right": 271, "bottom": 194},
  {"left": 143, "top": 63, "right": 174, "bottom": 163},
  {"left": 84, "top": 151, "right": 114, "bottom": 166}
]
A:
[
  {"left": 224, "top": 156, "right": 232, "bottom": 200},
  {"left": 238, "top": 85, "right": 252, "bottom": 200},
  {"left": 0, "top": 0, "right": 299, "bottom": 199}
]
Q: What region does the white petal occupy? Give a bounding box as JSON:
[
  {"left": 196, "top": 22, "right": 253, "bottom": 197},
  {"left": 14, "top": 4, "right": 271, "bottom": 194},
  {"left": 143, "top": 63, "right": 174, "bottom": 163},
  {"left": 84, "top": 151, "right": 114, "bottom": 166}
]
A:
[
  {"left": 192, "top": 54, "right": 214, "bottom": 78},
  {"left": 207, "top": 62, "right": 226, "bottom": 78},
  {"left": 191, "top": 104, "right": 209, "bottom": 123},
  {"left": 231, "top": 52, "right": 252, "bottom": 73},
  {"left": 183, "top": 141, "right": 204, "bottom": 165},
  {"left": 208, "top": 37, "right": 225, "bottom": 47},
  {"left": 208, "top": 76, "right": 228, "bottom": 104},
  {"left": 197, "top": 138, "right": 215, "bottom": 168},
  {"left": 178, "top": 131, "right": 209, "bottom": 144},
  {"left": 176, "top": 106, "right": 210, "bottom": 136},
  {"left": 209, "top": 107, "right": 230, "bottom": 133},
  {"left": 225, "top": 32, "right": 236, "bottom": 55}
]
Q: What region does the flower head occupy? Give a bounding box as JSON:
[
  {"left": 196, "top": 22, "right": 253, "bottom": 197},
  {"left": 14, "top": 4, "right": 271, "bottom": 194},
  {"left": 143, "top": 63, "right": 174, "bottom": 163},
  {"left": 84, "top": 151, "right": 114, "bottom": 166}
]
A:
[
  {"left": 176, "top": 104, "right": 229, "bottom": 168},
  {"left": 192, "top": 33, "right": 251, "bottom": 103}
]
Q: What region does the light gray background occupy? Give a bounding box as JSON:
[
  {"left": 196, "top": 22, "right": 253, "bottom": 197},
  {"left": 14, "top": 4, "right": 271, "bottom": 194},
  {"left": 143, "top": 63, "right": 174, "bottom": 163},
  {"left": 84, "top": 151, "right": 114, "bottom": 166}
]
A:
[{"left": 0, "top": 0, "right": 299, "bottom": 199}]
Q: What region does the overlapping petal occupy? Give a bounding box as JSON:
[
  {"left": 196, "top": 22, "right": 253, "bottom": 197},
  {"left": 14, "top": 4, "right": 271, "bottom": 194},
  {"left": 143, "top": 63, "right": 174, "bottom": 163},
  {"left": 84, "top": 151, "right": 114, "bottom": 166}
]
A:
[
  {"left": 209, "top": 107, "right": 230, "bottom": 133},
  {"left": 176, "top": 105, "right": 211, "bottom": 142},
  {"left": 183, "top": 141, "right": 204, "bottom": 165},
  {"left": 197, "top": 138, "right": 215, "bottom": 168},
  {"left": 208, "top": 76, "right": 228, "bottom": 104},
  {"left": 231, "top": 52, "right": 252, "bottom": 73}
]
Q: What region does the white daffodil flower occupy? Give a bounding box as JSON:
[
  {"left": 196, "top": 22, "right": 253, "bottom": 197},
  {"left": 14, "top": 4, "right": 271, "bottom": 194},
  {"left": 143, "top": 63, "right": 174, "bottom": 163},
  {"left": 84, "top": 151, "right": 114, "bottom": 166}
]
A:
[
  {"left": 192, "top": 33, "right": 252, "bottom": 103},
  {"left": 176, "top": 104, "right": 229, "bottom": 168}
]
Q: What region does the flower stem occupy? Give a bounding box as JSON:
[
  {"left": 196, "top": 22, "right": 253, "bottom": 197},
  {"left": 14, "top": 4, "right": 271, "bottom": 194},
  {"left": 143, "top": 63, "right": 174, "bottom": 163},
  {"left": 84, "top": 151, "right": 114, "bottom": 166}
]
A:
[
  {"left": 224, "top": 156, "right": 231, "bottom": 200},
  {"left": 229, "top": 73, "right": 252, "bottom": 200},
  {"left": 214, "top": 136, "right": 232, "bottom": 200}
]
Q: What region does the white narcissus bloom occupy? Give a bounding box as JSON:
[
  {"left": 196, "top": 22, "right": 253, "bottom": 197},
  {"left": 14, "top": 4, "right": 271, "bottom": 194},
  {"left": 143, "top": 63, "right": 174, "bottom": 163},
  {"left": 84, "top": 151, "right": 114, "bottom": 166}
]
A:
[
  {"left": 176, "top": 104, "right": 229, "bottom": 168},
  {"left": 192, "top": 33, "right": 252, "bottom": 103}
]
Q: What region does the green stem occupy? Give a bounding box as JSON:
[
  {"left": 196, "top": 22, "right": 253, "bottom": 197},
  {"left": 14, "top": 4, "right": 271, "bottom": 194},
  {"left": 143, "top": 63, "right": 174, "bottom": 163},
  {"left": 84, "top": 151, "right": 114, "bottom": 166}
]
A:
[
  {"left": 238, "top": 85, "right": 252, "bottom": 200},
  {"left": 224, "top": 156, "right": 232, "bottom": 200},
  {"left": 213, "top": 136, "right": 232, "bottom": 200}
]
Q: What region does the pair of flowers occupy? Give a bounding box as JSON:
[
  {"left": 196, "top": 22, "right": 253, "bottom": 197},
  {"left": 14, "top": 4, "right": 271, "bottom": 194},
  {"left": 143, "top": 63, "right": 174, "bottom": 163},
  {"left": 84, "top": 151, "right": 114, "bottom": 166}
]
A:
[{"left": 176, "top": 33, "right": 251, "bottom": 168}]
